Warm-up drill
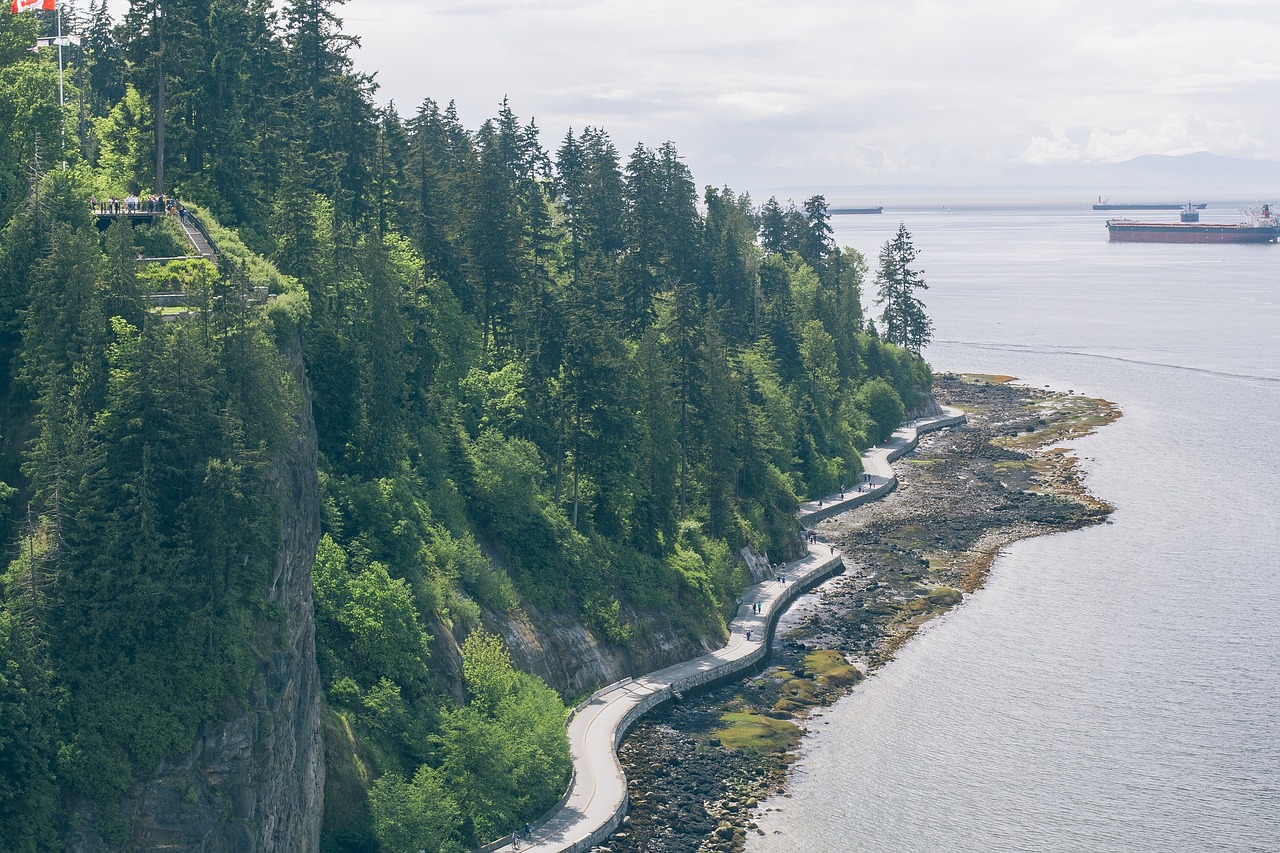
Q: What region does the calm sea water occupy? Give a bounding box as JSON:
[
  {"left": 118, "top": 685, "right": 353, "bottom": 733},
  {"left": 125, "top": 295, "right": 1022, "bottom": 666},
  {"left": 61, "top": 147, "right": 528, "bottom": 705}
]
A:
[{"left": 747, "top": 200, "right": 1280, "bottom": 852}]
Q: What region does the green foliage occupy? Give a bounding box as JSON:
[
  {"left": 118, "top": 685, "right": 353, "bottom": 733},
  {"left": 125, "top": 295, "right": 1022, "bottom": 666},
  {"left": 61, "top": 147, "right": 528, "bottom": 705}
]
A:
[
  {"left": 137, "top": 257, "right": 218, "bottom": 292},
  {"left": 875, "top": 223, "right": 933, "bottom": 351},
  {"left": 313, "top": 535, "right": 431, "bottom": 697},
  {"left": 131, "top": 215, "right": 192, "bottom": 259},
  {"left": 439, "top": 630, "right": 570, "bottom": 846},
  {"left": 0, "top": 19, "right": 70, "bottom": 220},
  {"left": 368, "top": 765, "right": 463, "bottom": 853},
  {"left": 0, "top": 149, "right": 304, "bottom": 840},
  {"left": 89, "top": 85, "right": 153, "bottom": 197},
  {"left": 856, "top": 377, "right": 907, "bottom": 444},
  {"left": 1, "top": 15, "right": 938, "bottom": 844},
  {"left": 0, "top": 613, "right": 61, "bottom": 852},
  {"left": 460, "top": 629, "right": 517, "bottom": 713},
  {"left": 176, "top": 203, "right": 290, "bottom": 289}
]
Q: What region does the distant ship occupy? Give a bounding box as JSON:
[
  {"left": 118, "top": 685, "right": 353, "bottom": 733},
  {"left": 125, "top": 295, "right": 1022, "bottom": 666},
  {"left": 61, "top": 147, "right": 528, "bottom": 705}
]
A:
[
  {"left": 1106, "top": 204, "right": 1280, "bottom": 243},
  {"left": 829, "top": 206, "right": 883, "bottom": 215},
  {"left": 1093, "top": 198, "right": 1208, "bottom": 211}
]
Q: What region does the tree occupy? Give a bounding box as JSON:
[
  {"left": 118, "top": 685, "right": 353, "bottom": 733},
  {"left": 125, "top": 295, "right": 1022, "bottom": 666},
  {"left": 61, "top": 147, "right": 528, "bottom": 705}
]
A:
[
  {"left": 368, "top": 765, "right": 463, "bottom": 853},
  {"left": 703, "top": 185, "right": 760, "bottom": 341},
  {"left": 757, "top": 196, "right": 788, "bottom": 255},
  {"left": 0, "top": 612, "right": 61, "bottom": 851},
  {"left": 874, "top": 223, "right": 932, "bottom": 351},
  {"left": 797, "top": 194, "right": 833, "bottom": 272}
]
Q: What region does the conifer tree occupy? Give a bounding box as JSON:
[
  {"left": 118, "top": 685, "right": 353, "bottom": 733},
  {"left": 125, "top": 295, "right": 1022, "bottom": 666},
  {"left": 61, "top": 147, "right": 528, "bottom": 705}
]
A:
[
  {"left": 874, "top": 223, "right": 932, "bottom": 351},
  {"left": 798, "top": 194, "right": 833, "bottom": 272},
  {"left": 758, "top": 196, "right": 788, "bottom": 255}
]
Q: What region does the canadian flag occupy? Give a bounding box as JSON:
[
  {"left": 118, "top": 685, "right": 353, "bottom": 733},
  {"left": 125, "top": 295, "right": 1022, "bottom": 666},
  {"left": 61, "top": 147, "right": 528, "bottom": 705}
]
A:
[{"left": 11, "top": 0, "right": 57, "bottom": 12}]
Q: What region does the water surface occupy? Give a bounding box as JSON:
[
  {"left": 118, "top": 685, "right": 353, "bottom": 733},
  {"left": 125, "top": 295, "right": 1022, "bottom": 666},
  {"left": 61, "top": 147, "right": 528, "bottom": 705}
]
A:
[{"left": 747, "top": 200, "right": 1280, "bottom": 852}]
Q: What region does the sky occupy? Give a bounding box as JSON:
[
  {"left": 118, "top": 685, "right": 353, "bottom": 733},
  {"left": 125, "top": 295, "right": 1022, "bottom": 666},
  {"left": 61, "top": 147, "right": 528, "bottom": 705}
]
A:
[{"left": 109, "top": 0, "right": 1280, "bottom": 194}]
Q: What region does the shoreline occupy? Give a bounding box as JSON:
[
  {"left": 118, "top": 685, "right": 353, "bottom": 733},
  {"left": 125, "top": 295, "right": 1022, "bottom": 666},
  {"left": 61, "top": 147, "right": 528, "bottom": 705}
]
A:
[{"left": 607, "top": 375, "right": 1121, "bottom": 853}]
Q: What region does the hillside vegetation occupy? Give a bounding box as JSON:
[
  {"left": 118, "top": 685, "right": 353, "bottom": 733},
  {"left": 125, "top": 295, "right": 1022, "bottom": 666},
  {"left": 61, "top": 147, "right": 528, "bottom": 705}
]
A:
[{"left": 0, "top": 4, "right": 931, "bottom": 851}]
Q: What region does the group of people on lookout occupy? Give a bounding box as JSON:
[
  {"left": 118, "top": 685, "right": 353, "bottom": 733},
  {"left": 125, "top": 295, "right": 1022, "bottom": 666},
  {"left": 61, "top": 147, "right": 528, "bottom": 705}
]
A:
[{"left": 89, "top": 192, "right": 185, "bottom": 219}]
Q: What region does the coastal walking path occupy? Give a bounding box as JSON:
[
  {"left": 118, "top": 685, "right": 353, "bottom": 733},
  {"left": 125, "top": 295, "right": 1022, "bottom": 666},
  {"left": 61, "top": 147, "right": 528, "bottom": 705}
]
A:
[{"left": 482, "top": 405, "right": 966, "bottom": 853}]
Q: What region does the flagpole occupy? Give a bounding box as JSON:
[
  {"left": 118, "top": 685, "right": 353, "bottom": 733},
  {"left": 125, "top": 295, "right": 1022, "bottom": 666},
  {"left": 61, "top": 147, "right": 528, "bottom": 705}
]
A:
[{"left": 56, "top": 0, "right": 65, "bottom": 167}]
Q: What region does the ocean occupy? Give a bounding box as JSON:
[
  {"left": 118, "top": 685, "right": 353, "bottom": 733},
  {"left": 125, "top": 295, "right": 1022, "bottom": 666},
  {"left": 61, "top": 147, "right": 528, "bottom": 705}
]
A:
[{"left": 745, "top": 200, "right": 1280, "bottom": 852}]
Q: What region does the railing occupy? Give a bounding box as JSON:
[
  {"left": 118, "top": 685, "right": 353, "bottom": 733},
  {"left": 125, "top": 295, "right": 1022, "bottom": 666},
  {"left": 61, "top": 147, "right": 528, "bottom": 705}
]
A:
[{"left": 89, "top": 201, "right": 218, "bottom": 261}]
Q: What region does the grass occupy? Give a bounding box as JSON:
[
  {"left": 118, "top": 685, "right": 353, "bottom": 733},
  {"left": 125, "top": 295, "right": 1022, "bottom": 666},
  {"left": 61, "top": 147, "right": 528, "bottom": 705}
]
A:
[
  {"left": 803, "top": 649, "right": 864, "bottom": 688},
  {"left": 714, "top": 711, "right": 802, "bottom": 754},
  {"left": 958, "top": 373, "right": 1017, "bottom": 384}
]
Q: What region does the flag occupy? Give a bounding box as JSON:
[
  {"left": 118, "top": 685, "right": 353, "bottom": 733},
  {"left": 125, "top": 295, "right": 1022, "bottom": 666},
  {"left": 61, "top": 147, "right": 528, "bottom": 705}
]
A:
[{"left": 11, "top": 0, "right": 57, "bottom": 13}]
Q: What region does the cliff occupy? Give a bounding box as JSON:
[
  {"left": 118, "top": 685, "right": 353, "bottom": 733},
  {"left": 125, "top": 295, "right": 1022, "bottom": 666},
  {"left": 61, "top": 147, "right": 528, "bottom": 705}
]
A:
[
  {"left": 497, "top": 604, "right": 723, "bottom": 699},
  {"left": 64, "top": 335, "right": 324, "bottom": 852}
]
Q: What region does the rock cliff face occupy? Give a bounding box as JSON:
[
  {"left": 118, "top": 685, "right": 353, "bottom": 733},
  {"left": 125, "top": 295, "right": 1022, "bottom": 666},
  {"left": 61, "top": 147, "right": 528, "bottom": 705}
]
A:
[
  {"left": 65, "top": 336, "right": 324, "bottom": 852},
  {"left": 499, "top": 604, "right": 723, "bottom": 700}
]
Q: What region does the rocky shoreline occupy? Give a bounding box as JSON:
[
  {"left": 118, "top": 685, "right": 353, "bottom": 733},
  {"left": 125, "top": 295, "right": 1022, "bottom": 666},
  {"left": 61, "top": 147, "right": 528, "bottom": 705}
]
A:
[{"left": 600, "top": 375, "right": 1121, "bottom": 853}]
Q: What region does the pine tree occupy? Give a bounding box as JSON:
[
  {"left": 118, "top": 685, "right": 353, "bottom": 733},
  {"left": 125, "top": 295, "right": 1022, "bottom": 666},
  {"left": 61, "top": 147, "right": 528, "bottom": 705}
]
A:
[
  {"left": 703, "top": 185, "right": 759, "bottom": 341},
  {"left": 798, "top": 194, "right": 833, "bottom": 272},
  {"left": 874, "top": 223, "right": 932, "bottom": 351},
  {"left": 757, "top": 196, "right": 788, "bottom": 255}
]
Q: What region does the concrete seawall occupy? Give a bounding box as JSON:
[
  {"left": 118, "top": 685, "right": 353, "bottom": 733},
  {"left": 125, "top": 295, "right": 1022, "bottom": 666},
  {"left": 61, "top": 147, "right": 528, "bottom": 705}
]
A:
[{"left": 798, "top": 408, "right": 966, "bottom": 525}]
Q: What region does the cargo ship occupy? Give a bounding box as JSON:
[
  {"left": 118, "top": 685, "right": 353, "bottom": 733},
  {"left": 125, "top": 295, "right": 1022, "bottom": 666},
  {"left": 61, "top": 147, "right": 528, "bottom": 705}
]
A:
[
  {"left": 1106, "top": 204, "right": 1280, "bottom": 243},
  {"left": 830, "top": 206, "right": 883, "bottom": 215},
  {"left": 1093, "top": 199, "right": 1208, "bottom": 211}
]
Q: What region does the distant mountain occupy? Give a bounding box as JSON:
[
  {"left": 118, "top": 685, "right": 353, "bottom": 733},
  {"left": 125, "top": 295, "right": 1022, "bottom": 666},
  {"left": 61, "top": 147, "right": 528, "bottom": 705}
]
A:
[
  {"left": 996, "top": 152, "right": 1280, "bottom": 196},
  {"left": 757, "top": 153, "right": 1280, "bottom": 203}
]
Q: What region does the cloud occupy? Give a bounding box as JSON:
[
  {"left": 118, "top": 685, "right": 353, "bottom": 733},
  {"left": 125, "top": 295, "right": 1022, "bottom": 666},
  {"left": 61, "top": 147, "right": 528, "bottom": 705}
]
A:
[{"left": 106, "top": 0, "right": 1280, "bottom": 187}]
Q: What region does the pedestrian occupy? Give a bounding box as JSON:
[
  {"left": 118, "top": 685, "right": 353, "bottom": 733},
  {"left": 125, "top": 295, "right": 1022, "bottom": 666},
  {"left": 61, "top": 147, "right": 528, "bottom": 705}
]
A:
[
  {"left": 525, "top": 822, "right": 532, "bottom": 840},
  {"left": 746, "top": 629, "right": 753, "bottom": 641}
]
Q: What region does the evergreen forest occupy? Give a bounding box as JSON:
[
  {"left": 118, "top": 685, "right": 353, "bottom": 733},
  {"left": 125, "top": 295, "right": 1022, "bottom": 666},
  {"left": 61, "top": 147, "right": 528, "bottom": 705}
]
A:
[{"left": 0, "top": 3, "right": 933, "bottom": 850}]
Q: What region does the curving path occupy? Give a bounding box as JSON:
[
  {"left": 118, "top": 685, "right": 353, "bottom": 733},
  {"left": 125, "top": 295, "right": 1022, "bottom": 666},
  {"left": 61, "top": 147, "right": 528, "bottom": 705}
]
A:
[{"left": 481, "top": 406, "right": 966, "bottom": 853}]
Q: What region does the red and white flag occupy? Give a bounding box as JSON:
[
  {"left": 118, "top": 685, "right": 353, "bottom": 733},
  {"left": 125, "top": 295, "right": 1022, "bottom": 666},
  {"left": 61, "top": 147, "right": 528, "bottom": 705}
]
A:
[{"left": 11, "top": 0, "right": 57, "bottom": 13}]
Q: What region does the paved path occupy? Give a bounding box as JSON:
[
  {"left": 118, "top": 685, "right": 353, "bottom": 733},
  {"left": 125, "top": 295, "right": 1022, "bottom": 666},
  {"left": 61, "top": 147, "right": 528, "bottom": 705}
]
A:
[
  {"left": 796, "top": 405, "right": 967, "bottom": 524},
  {"left": 481, "top": 406, "right": 966, "bottom": 853},
  {"left": 177, "top": 215, "right": 216, "bottom": 259}
]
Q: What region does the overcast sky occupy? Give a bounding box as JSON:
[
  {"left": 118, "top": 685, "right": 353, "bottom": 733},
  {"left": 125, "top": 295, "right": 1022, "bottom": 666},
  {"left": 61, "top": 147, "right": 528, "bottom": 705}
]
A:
[{"left": 111, "top": 0, "right": 1280, "bottom": 192}]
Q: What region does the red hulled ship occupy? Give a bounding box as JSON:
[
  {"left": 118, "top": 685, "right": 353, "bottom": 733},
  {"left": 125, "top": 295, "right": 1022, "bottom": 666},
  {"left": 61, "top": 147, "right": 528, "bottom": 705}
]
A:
[{"left": 1106, "top": 204, "right": 1280, "bottom": 244}]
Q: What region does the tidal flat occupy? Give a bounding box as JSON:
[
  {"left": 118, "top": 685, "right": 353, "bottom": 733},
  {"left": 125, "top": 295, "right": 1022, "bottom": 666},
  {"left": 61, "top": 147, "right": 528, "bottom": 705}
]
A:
[{"left": 605, "top": 375, "right": 1120, "bottom": 853}]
